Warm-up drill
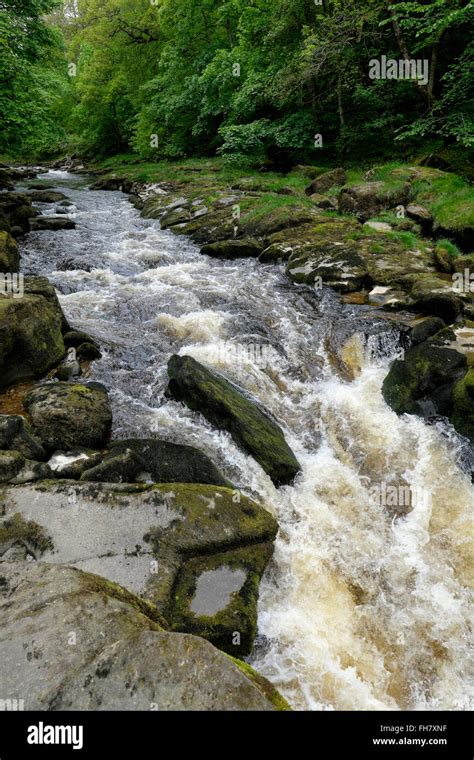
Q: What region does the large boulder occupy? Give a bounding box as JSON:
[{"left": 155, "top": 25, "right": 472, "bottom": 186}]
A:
[
  {"left": 0, "top": 192, "right": 38, "bottom": 234},
  {"left": 0, "top": 482, "right": 278, "bottom": 656},
  {"left": 0, "top": 231, "right": 19, "bottom": 273},
  {"left": 166, "top": 355, "right": 300, "bottom": 486},
  {"left": 0, "top": 291, "right": 65, "bottom": 390},
  {"left": 338, "top": 181, "right": 410, "bottom": 220},
  {"left": 305, "top": 168, "right": 346, "bottom": 196},
  {"left": 0, "top": 561, "right": 287, "bottom": 710},
  {"left": 382, "top": 340, "right": 467, "bottom": 416},
  {"left": 23, "top": 383, "right": 112, "bottom": 452},
  {"left": 81, "top": 438, "right": 231, "bottom": 487}
]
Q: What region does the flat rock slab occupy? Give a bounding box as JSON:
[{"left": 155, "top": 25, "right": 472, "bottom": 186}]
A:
[
  {"left": 0, "top": 561, "right": 285, "bottom": 710},
  {"left": 0, "top": 481, "right": 278, "bottom": 655}
]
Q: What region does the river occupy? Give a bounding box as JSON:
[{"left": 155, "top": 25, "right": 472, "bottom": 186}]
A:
[{"left": 18, "top": 169, "right": 473, "bottom": 711}]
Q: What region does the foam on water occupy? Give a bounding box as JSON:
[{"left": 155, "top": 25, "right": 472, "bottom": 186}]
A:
[{"left": 19, "top": 171, "right": 473, "bottom": 711}]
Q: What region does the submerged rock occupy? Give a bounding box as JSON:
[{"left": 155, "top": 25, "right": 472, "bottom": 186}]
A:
[
  {"left": 0, "top": 561, "right": 287, "bottom": 710},
  {"left": 23, "top": 382, "right": 112, "bottom": 452},
  {"left": 166, "top": 354, "right": 301, "bottom": 486},
  {"left": 0, "top": 482, "right": 278, "bottom": 656},
  {"left": 30, "top": 217, "right": 76, "bottom": 231}
]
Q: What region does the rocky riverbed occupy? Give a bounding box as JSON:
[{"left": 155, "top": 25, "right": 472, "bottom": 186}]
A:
[{"left": 0, "top": 161, "right": 472, "bottom": 710}]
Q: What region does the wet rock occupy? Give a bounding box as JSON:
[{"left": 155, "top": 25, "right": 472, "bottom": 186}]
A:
[
  {"left": 0, "top": 231, "right": 19, "bottom": 273},
  {"left": 80, "top": 449, "right": 141, "bottom": 483},
  {"left": 0, "top": 415, "right": 46, "bottom": 460},
  {"left": 449, "top": 369, "right": 474, "bottom": 444},
  {"left": 0, "top": 482, "right": 278, "bottom": 656},
  {"left": 326, "top": 317, "right": 404, "bottom": 381},
  {"left": 0, "top": 561, "right": 286, "bottom": 710},
  {"left": 407, "top": 274, "right": 464, "bottom": 323},
  {"left": 305, "top": 168, "right": 346, "bottom": 196},
  {"left": 28, "top": 183, "right": 54, "bottom": 190},
  {"left": 54, "top": 347, "right": 82, "bottom": 380},
  {"left": 0, "top": 192, "right": 38, "bottom": 233},
  {"left": 81, "top": 438, "right": 230, "bottom": 487},
  {"left": 166, "top": 354, "right": 300, "bottom": 486},
  {"left": 30, "top": 217, "right": 76, "bottom": 231},
  {"left": 0, "top": 292, "right": 65, "bottom": 390},
  {"left": 410, "top": 317, "right": 446, "bottom": 346},
  {"left": 382, "top": 340, "right": 467, "bottom": 416},
  {"left": 23, "top": 382, "right": 112, "bottom": 452},
  {"left": 76, "top": 341, "right": 102, "bottom": 360},
  {"left": 201, "top": 238, "right": 263, "bottom": 259},
  {"left": 338, "top": 181, "right": 410, "bottom": 220},
  {"left": 63, "top": 329, "right": 100, "bottom": 350},
  {"left": 28, "top": 190, "right": 68, "bottom": 203}
]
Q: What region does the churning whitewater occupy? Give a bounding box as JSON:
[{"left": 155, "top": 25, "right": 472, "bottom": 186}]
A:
[{"left": 19, "top": 171, "right": 473, "bottom": 711}]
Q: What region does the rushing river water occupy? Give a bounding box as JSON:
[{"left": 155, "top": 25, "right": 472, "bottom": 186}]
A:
[{"left": 18, "top": 170, "right": 473, "bottom": 711}]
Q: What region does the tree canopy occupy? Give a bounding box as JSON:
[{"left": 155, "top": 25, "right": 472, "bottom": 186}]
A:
[{"left": 0, "top": 0, "right": 472, "bottom": 163}]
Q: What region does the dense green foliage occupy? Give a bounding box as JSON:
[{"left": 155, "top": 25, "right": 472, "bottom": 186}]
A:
[
  {"left": 0, "top": 0, "right": 472, "bottom": 164},
  {"left": 0, "top": 0, "right": 71, "bottom": 157}
]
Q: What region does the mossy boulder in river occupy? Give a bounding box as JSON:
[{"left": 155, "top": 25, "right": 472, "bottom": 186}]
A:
[
  {"left": 449, "top": 369, "right": 474, "bottom": 444},
  {"left": 0, "top": 561, "right": 286, "bottom": 710},
  {"left": 23, "top": 382, "right": 112, "bottom": 452},
  {"left": 382, "top": 339, "right": 467, "bottom": 416},
  {"left": 0, "top": 482, "right": 278, "bottom": 657},
  {"left": 166, "top": 354, "right": 301, "bottom": 486},
  {"left": 0, "top": 231, "right": 19, "bottom": 273},
  {"left": 0, "top": 292, "right": 65, "bottom": 390}
]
